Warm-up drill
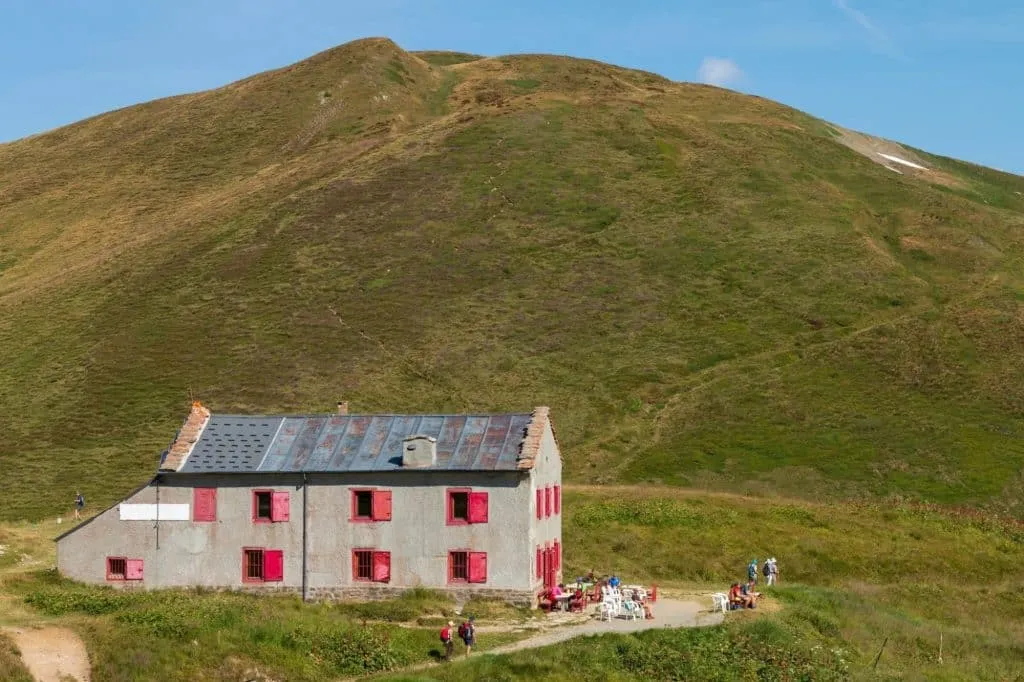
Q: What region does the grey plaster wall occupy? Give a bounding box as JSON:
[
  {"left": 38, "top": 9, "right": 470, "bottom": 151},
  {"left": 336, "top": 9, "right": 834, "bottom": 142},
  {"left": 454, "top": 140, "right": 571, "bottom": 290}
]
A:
[
  {"left": 529, "top": 420, "right": 564, "bottom": 589},
  {"left": 56, "top": 469, "right": 538, "bottom": 596}
]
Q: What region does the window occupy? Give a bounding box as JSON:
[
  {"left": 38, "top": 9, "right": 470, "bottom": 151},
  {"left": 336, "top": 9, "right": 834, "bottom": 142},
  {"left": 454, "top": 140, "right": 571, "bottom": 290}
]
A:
[
  {"left": 553, "top": 485, "right": 561, "bottom": 515},
  {"left": 243, "top": 548, "right": 283, "bottom": 582},
  {"left": 447, "top": 489, "right": 488, "bottom": 525},
  {"left": 449, "top": 551, "right": 469, "bottom": 582},
  {"left": 352, "top": 549, "right": 391, "bottom": 582},
  {"left": 351, "top": 489, "right": 392, "bottom": 522},
  {"left": 253, "top": 492, "right": 272, "bottom": 521},
  {"left": 106, "top": 557, "right": 126, "bottom": 581},
  {"left": 252, "top": 490, "right": 289, "bottom": 523},
  {"left": 354, "top": 491, "right": 373, "bottom": 519},
  {"left": 107, "top": 557, "right": 144, "bottom": 581},
  {"left": 193, "top": 487, "right": 217, "bottom": 522},
  {"left": 450, "top": 491, "right": 469, "bottom": 522},
  {"left": 244, "top": 548, "right": 264, "bottom": 581},
  {"left": 448, "top": 551, "right": 487, "bottom": 584}
]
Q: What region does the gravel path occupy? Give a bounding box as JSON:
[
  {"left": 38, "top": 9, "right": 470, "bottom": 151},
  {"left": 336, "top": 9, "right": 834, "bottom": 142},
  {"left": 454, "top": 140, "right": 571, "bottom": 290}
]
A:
[{"left": 488, "top": 598, "right": 723, "bottom": 654}]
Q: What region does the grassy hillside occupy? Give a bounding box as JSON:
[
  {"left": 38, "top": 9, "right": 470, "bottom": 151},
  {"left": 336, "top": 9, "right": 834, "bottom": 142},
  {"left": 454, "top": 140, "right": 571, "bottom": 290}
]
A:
[{"left": 2, "top": 38, "right": 1024, "bottom": 520}]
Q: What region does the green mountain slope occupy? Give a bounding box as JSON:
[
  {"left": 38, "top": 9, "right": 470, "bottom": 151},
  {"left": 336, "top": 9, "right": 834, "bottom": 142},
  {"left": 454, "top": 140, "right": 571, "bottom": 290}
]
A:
[{"left": 2, "top": 38, "right": 1023, "bottom": 520}]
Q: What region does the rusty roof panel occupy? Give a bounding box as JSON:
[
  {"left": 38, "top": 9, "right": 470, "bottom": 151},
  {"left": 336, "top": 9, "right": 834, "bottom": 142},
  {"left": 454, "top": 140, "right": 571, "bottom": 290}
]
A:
[{"left": 179, "top": 411, "right": 534, "bottom": 473}]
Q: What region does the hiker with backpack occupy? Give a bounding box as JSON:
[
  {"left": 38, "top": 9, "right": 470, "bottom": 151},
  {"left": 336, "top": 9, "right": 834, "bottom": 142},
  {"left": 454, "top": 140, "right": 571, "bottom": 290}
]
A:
[
  {"left": 74, "top": 491, "right": 85, "bottom": 520},
  {"left": 439, "top": 620, "right": 455, "bottom": 661},
  {"left": 747, "top": 558, "right": 758, "bottom": 585},
  {"left": 458, "top": 616, "right": 476, "bottom": 657},
  {"left": 763, "top": 558, "right": 773, "bottom": 585}
]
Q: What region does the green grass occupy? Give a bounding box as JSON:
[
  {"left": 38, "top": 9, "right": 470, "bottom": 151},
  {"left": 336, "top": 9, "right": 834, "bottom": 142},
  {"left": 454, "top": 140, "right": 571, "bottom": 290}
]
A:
[
  {"left": 381, "top": 489, "right": 1023, "bottom": 681},
  {"left": 7, "top": 572, "right": 527, "bottom": 681},
  {"left": 2, "top": 38, "right": 1024, "bottom": 523}
]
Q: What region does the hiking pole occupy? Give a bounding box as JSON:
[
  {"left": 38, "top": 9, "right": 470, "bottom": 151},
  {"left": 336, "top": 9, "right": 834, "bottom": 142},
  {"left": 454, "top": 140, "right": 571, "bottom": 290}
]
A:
[{"left": 872, "top": 636, "right": 888, "bottom": 670}]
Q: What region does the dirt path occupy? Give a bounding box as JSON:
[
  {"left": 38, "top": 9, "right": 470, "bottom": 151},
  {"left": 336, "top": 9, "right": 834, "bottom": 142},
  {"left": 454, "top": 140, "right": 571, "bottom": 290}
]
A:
[
  {"left": 488, "top": 598, "right": 721, "bottom": 654},
  {"left": 3, "top": 627, "right": 90, "bottom": 682},
  {"left": 351, "top": 599, "right": 720, "bottom": 680}
]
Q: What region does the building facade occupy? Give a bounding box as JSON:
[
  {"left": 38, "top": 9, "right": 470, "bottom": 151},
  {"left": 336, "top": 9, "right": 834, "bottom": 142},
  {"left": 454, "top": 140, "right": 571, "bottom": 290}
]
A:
[{"left": 56, "top": 403, "right": 563, "bottom": 607}]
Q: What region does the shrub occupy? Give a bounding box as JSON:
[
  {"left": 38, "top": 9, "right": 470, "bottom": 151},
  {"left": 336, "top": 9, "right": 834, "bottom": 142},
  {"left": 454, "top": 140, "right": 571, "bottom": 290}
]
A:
[{"left": 283, "top": 624, "right": 399, "bottom": 675}]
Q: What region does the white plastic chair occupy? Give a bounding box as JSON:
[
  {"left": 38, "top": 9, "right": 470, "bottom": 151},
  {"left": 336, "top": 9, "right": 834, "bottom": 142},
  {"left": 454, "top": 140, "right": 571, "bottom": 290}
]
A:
[
  {"left": 711, "top": 593, "right": 729, "bottom": 613},
  {"left": 622, "top": 601, "right": 643, "bottom": 620},
  {"left": 599, "top": 599, "right": 616, "bottom": 621}
]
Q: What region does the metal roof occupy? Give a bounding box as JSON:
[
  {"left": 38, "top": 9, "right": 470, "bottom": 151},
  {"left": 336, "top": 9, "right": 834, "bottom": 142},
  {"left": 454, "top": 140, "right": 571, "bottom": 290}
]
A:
[{"left": 177, "top": 413, "right": 535, "bottom": 474}]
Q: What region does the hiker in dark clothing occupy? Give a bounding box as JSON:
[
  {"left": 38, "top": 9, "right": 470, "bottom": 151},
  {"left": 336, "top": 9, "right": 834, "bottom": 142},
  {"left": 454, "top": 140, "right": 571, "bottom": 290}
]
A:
[
  {"left": 74, "top": 492, "right": 85, "bottom": 520},
  {"left": 459, "top": 616, "right": 476, "bottom": 657}
]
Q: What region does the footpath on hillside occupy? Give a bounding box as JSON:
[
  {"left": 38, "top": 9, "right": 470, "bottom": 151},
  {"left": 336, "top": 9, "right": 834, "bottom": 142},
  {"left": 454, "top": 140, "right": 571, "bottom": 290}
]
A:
[
  {"left": 350, "top": 598, "right": 722, "bottom": 681},
  {"left": 3, "top": 626, "right": 91, "bottom": 682}
]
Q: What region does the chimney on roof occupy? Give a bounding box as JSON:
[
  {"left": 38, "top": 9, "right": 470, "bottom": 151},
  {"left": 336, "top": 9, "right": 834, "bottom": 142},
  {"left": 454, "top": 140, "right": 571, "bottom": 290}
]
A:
[
  {"left": 402, "top": 435, "right": 437, "bottom": 468},
  {"left": 337, "top": 401, "right": 349, "bottom": 415}
]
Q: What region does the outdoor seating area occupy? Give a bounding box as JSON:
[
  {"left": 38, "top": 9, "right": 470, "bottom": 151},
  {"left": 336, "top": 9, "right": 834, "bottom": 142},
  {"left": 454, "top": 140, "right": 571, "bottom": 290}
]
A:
[{"left": 538, "top": 574, "right": 656, "bottom": 621}]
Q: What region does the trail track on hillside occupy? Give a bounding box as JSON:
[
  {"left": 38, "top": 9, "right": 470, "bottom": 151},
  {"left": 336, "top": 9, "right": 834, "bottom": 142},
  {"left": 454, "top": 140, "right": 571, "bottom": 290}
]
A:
[{"left": 3, "top": 626, "right": 90, "bottom": 682}]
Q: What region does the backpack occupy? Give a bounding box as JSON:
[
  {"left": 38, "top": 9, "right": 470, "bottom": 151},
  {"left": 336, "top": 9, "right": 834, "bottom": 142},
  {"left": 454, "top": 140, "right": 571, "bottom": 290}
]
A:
[
  {"left": 457, "top": 623, "right": 467, "bottom": 639},
  {"left": 440, "top": 627, "right": 451, "bottom": 642},
  {"left": 763, "top": 562, "right": 771, "bottom": 577}
]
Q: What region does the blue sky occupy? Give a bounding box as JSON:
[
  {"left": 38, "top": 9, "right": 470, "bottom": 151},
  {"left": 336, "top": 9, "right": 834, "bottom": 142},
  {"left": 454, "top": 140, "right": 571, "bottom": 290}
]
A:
[{"left": 1, "top": 0, "right": 1021, "bottom": 174}]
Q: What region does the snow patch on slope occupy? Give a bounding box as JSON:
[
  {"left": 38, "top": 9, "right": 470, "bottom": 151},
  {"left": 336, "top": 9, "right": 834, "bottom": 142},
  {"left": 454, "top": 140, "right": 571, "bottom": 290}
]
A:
[{"left": 877, "top": 153, "right": 928, "bottom": 171}]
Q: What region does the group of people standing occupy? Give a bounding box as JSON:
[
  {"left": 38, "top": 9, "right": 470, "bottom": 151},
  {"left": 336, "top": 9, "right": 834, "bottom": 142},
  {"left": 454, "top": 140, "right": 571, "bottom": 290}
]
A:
[{"left": 750, "top": 557, "right": 779, "bottom": 586}]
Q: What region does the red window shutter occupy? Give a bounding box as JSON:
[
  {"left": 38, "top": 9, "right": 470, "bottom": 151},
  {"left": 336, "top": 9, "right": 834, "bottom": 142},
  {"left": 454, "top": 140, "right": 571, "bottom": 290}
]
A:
[
  {"left": 373, "top": 551, "right": 391, "bottom": 583},
  {"left": 372, "top": 490, "right": 393, "bottom": 521},
  {"left": 554, "top": 540, "right": 561, "bottom": 570},
  {"left": 535, "top": 546, "right": 542, "bottom": 579},
  {"left": 125, "top": 559, "right": 144, "bottom": 580},
  {"left": 468, "top": 492, "right": 489, "bottom": 523},
  {"left": 263, "top": 550, "right": 284, "bottom": 581},
  {"left": 554, "top": 485, "right": 561, "bottom": 515},
  {"left": 544, "top": 486, "right": 552, "bottom": 518},
  {"left": 271, "top": 491, "right": 290, "bottom": 522},
  {"left": 468, "top": 552, "right": 488, "bottom": 584},
  {"left": 536, "top": 489, "right": 543, "bottom": 520},
  {"left": 193, "top": 488, "right": 217, "bottom": 522}
]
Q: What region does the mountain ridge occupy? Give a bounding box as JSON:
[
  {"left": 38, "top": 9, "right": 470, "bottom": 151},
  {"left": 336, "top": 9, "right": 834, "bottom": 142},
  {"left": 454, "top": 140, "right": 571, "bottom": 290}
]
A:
[{"left": 1, "top": 37, "right": 1023, "bottom": 520}]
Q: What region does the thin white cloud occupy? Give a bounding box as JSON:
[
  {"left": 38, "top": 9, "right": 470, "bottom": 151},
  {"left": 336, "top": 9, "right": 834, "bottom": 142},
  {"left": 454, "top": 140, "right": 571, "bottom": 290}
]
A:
[
  {"left": 833, "top": 0, "right": 903, "bottom": 57},
  {"left": 696, "top": 57, "right": 744, "bottom": 87}
]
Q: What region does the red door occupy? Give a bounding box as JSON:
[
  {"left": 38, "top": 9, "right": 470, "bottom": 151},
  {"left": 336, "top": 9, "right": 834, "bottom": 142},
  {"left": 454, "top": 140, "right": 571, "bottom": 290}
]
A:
[{"left": 543, "top": 548, "right": 556, "bottom": 590}]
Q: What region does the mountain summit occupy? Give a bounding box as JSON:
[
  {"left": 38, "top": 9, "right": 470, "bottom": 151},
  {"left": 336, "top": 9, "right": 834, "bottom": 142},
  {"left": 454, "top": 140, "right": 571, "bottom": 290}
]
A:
[{"left": 1, "top": 38, "right": 1023, "bottom": 520}]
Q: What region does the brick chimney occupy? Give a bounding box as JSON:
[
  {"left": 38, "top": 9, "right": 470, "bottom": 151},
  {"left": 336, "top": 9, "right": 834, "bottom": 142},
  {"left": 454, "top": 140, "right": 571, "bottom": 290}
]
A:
[{"left": 337, "top": 401, "right": 349, "bottom": 415}]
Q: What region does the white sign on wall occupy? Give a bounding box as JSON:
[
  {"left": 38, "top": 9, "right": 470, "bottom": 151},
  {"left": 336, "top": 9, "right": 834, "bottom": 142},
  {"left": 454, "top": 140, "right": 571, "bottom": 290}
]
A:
[{"left": 119, "top": 503, "right": 190, "bottom": 521}]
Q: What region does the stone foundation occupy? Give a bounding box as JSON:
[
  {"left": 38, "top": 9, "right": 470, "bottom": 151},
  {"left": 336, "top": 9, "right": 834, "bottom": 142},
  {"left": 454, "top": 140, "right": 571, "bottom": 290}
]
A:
[
  {"left": 109, "top": 583, "right": 537, "bottom": 608},
  {"left": 306, "top": 585, "right": 537, "bottom": 608}
]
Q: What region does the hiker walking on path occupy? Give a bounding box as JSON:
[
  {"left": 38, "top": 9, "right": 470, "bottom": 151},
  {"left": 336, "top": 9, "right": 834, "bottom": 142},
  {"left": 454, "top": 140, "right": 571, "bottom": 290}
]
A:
[
  {"left": 74, "top": 492, "right": 85, "bottom": 520},
  {"left": 458, "top": 616, "right": 476, "bottom": 657},
  {"left": 769, "top": 557, "right": 779, "bottom": 586},
  {"left": 440, "top": 620, "right": 454, "bottom": 661},
  {"left": 747, "top": 559, "right": 758, "bottom": 585}
]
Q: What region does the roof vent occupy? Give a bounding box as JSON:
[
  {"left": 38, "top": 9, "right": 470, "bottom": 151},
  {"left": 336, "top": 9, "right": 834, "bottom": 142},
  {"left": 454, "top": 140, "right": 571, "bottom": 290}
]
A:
[{"left": 402, "top": 435, "right": 437, "bottom": 468}]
